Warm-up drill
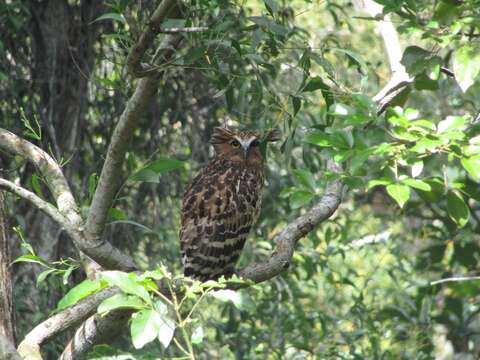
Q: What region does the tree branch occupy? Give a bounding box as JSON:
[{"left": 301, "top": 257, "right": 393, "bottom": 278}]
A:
[
  {"left": 0, "top": 129, "right": 81, "bottom": 227},
  {"left": 126, "top": 0, "right": 177, "bottom": 77},
  {"left": 0, "top": 179, "right": 70, "bottom": 232},
  {"left": 158, "top": 26, "right": 208, "bottom": 33},
  {"left": 17, "top": 287, "right": 120, "bottom": 360},
  {"left": 59, "top": 311, "right": 131, "bottom": 360},
  {"left": 0, "top": 335, "right": 22, "bottom": 360},
  {"left": 85, "top": 34, "right": 182, "bottom": 251},
  {"left": 358, "top": 0, "right": 413, "bottom": 115},
  {"left": 239, "top": 161, "right": 343, "bottom": 282}
]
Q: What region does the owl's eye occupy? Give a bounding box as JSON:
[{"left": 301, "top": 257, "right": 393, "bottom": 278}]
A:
[
  {"left": 250, "top": 139, "right": 259, "bottom": 147},
  {"left": 230, "top": 140, "right": 240, "bottom": 148}
]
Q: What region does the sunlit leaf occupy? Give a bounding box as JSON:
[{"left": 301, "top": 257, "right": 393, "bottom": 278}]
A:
[
  {"left": 36, "top": 269, "right": 56, "bottom": 286},
  {"left": 402, "top": 178, "right": 431, "bottom": 191},
  {"left": 98, "top": 294, "right": 146, "bottom": 314},
  {"left": 191, "top": 325, "right": 204, "bottom": 344},
  {"left": 57, "top": 280, "right": 104, "bottom": 311},
  {"left": 461, "top": 156, "right": 480, "bottom": 181},
  {"left": 101, "top": 271, "right": 151, "bottom": 304},
  {"left": 92, "top": 12, "right": 126, "bottom": 24},
  {"left": 386, "top": 184, "right": 410, "bottom": 208},
  {"left": 446, "top": 190, "right": 470, "bottom": 227},
  {"left": 130, "top": 309, "right": 161, "bottom": 349},
  {"left": 453, "top": 44, "right": 480, "bottom": 92},
  {"left": 211, "top": 289, "right": 242, "bottom": 309}
]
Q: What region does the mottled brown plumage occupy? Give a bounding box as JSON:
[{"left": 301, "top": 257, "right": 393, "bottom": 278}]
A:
[{"left": 180, "top": 127, "right": 279, "bottom": 281}]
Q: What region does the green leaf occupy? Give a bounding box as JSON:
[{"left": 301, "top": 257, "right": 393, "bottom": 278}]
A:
[
  {"left": 110, "top": 220, "right": 154, "bottom": 234},
  {"left": 36, "top": 269, "right": 56, "bottom": 286},
  {"left": 130, "top": 309, "right": 161, "bottom": 349},
  {"left": 415, "top": 178, "right": 445, "bottom": 203},
  {"left": 31, "top": 174, "right": 45, "bottom": 198},
  {"left": 157, "top": 314, "right": 175, "bottom": 348},
  {"left": 461, "top": 156, "right": 480, "bottom": 181},
  {"left": 264, "top": 0, "right": 279, "bottom": 14},
  {"left": 292, "top": 169, "right": 316, "bottom": 191},
  {"left": 330, "top": 103, "right": 354, "bottom": 116},
  {"left": 291, "top": 96, "right": 301, "bottom": 116},
  {"left": 446, "top": 190, "right": 470, "bottom": 227},
  {"left": 411, "top": 160, "right": 424, "bottom": 178},
  {"left": 98, "top": 294, "right": 146, "bottom": 314},
  {"left": 248, "top": 16, "right": 288, "bottom": 36},
  {"left": 57, "top": 280, "right": 104, "bottom": 311},
  {"left": 386, "top": 184, "right": 410, "bottom": 208},
  {"left": 437, "top": 115, "right": 467, "bottom": 133},
  {"left": 92, "top": 12, "right": 126, "bottom": 24},
  {"left": 302, "top": 76, "right": 329, "bottom": 92},
  {"left": 401, "top": 46, "right": 437, "bottom": 75},
  {"left": 304, "top": 132, "right": 332, "bottom": 147},
  {"left": 289, "top": 190, "right": 314, "bottom": 209},
  {"left": 88, "top": 172, "right": 98, "bottom": 199},
  {"left": 414, "top": 73, "right": 438, "bottom": 90},
  {"left": 101, "top": 271, "right": 151, "bottom": 304},
  {"left": 453, "top": 44, "right": 480, "bottom": 92},
  {"left": 402, "top": 178, "right": 432, "bottom": 191},
  {"left": 130, "top": 158, "right": 184, "bottom": 183},
  {"left": 330, "top": 48, "right": 368, "bottom": 75},
  {"left": 130, "top": 169, "right": 159, "bottom": 183},
  {"left": 12, "top": 254, "right": 47, "bottom": 266},
  {"left": 367, "top": 178, "right": 392, "bottom": 189},
  {"left": 108, "top": 208, "right": 128, "bottom": 221},
  {"left": 191, "top": 325, "right": 204, "bottom": 344}
]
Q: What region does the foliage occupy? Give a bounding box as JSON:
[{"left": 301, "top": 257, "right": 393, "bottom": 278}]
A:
[{"left": 2, "top": 0, "right": 480, "bottom": 358}]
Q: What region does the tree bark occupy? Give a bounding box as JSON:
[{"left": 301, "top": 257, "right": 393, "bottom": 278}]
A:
[{"left": 0, "top": 191, "right": 16, "bottom": 345}]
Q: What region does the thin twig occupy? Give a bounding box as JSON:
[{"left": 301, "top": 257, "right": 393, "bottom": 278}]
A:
[
  {"left": 159, "top": 26, "right": 208, "bottom": 33},
  {"left": 430, "top": 276, "right": 480, "bottom": 286}
]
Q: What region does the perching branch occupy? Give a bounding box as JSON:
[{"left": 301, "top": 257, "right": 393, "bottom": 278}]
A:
[
  {"left": 239, "top": 161, "right": 343, "bottom": 283},
  {"left": 16, "top": 287, "right": 120, "bottom": 360}
]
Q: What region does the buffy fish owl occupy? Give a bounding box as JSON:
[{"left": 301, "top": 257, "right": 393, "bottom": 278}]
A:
[{"left": 180, "top": 127, "right": 279, "bottom": 281}]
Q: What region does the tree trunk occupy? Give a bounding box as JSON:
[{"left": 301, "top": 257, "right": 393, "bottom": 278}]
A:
[{"left": 0, "top": 191, "right": 16, "bottom": 345}]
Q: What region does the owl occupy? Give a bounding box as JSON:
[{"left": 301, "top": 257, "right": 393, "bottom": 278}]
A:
[{"left": 180, "top": 127, "right": 279, "bottom": 281}]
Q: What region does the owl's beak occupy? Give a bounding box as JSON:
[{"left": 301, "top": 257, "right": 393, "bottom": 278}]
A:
[{"left": 242, "top": 144, "right": 250, "bottom": 160}]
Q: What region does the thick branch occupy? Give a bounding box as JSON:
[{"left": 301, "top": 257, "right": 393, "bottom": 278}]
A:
[
  {"left": 239, "top": 161, "right": 343, "bottom": 282},
  {"left": 0, "top": 191, "right": 16, "bottom": 345},
  {"left": 0, "top": 335, "right": 22, "bottom": 360},
  {"left": 59, "top": 312, "right": 131, "bottom": 360},
  {"left": 126, "top": 0, "right": 177, "bottom": 77},
  {"left": 85, "top": 34, "right": 181, "bottom": 246},
  {"left": 17, "top": 287, "right": 119, "bottom": 360},
  {"left": 359, "top": 0, "right": 413, "bottom": 114},
  {"left": 0, "top": 129, "right": 81, "bottom": 227}
]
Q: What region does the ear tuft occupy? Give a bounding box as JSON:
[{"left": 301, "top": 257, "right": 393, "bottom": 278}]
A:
[{"left": 211, "top": 127, "right": 235, "bottom": 144}]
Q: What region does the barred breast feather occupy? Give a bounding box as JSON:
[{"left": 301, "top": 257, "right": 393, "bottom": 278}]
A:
[{"left": 180, "top": 157, "right": 263, "bottom": 281}]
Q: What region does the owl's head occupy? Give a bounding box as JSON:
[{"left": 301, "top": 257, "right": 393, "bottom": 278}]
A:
[{"left": 210, "top": 127, "right": 280, "bottom": 165}]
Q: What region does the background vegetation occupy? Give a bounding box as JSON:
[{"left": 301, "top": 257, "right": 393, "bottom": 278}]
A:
[{"left": 1, "top": 0, "right": 480, "bottom": 359}]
